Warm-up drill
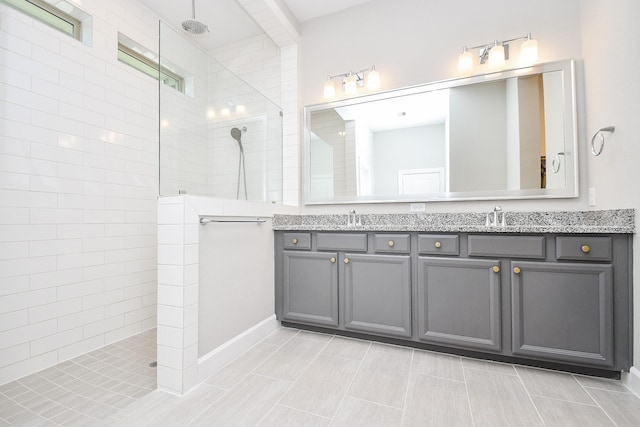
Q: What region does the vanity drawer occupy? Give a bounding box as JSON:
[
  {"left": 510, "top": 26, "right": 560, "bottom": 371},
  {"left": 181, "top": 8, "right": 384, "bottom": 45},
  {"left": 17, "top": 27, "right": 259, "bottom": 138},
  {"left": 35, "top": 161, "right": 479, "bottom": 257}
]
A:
[
  {"left": 468, "top": 235, "right": 545, "bottom": 259},
  {"left": 556, "top": 236, "right": 612, "bottom": 261},
  {"left": 374, "top": 234, "right": 410, "bottom": 253},
  {"left": 418, "top": 234, "right": 459, "bottom": 255},
  {"left": 283, "top": 232, "right": 311, "bottom": 250},
  {"left": 317, "top": 233, "right": 367, "bottom": 252}
]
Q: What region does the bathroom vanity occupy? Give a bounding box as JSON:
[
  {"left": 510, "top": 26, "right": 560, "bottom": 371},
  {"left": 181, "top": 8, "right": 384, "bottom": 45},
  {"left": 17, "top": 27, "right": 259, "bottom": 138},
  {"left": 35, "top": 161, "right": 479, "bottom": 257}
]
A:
[{"left": 273, "top": 210, "right": 634, "bottom": 375}]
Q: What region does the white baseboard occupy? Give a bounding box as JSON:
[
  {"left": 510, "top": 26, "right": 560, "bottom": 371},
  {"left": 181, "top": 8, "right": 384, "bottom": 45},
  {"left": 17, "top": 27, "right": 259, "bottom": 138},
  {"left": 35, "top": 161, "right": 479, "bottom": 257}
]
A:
[
  {"left": 622, "top": 366, "right": 640, "bottom": 397},
  {"left": 195, "top": 315, "right": 279, "bottom": 385}
]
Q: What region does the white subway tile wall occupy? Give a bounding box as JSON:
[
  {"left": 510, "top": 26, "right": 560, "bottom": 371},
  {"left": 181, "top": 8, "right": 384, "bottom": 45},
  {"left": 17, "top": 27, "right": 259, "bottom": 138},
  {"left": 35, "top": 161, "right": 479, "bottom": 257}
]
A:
[
  {"left": 0, "top": 0, "right": 160, "bottom": 385},
  {"left": 1, "top": 0, "right": 296, "bottom": 387}
]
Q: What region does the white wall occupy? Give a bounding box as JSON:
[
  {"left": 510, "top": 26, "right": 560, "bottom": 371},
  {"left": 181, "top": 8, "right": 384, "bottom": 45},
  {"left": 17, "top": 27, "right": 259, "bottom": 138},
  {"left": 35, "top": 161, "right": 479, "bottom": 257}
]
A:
[
  {"left": 372, "top": 125, "right": 446, "bottom": 195},
  {"left": 299, "top": 0, "right": 586, "bottom": 214},
  {"left": 0, "top": 0, "right": 160, "bottom": 385},
  {"left": 449, "top": 82, "right": 507, "bottom": 192},
  {"left": 579, "top": 0, "right": 640, "bottom": 368}
]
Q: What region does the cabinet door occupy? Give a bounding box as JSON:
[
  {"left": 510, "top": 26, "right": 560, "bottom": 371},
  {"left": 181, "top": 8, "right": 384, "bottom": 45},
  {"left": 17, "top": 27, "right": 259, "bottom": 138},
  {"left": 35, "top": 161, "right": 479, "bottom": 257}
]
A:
[
  {"left": 417, "top": 257, "right": 501, "bottom": 351},
  {"left": 343, "top": 254, "right": 411, "bottom": 338},
  {"left": 511, "top": 261, "right": 613, "bottom": 367},
  {"left": 283, "top": 251, "right": 338, "bottom": 327}
]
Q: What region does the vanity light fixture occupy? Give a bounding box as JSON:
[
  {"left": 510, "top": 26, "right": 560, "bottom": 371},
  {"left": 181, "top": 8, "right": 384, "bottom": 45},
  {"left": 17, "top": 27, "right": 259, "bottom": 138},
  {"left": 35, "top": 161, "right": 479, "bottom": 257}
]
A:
[
  {"left": 520, "top": 33, "right": 538, "bottom": 65},
  {"left": 488, "top": 40, "right": 505, "bottom": 68},
  {"left": 322, "top": 65, "right": 381, "bottom": 99},
  {"left": 457, "top": 33, "right": 538, "bottom": 74}
]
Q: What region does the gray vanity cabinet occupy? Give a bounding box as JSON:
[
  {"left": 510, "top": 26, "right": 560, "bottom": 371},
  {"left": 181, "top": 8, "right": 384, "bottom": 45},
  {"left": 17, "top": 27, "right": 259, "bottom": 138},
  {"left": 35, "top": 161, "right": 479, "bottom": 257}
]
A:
[
  {"left": 275, "top": 230, "right": 631, "bottom": 373},
  {"left": 343, "top": 254, "right": 412, "bottom": 338},
  {"left": 417, "top": 257, "right": 502, "bottom": 351},
  {"left": 282, "top": 251, "right": 339, "bottom": 327},
  {"left": 511, "top": 261, "right": 614, "bottom": 366}
]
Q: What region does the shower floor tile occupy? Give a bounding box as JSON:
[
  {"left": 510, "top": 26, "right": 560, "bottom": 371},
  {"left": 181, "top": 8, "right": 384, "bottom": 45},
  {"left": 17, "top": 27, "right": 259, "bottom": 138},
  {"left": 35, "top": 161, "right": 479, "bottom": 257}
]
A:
[{"left": 0, "top": 329, "right": 157, "bottom": 425}]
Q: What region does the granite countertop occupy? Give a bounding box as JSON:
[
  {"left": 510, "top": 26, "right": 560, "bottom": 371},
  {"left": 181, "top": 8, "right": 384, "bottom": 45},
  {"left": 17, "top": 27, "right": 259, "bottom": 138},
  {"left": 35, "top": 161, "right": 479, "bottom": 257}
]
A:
[{"left": 272, "top": 209, "right": 635, "bottom": 234}]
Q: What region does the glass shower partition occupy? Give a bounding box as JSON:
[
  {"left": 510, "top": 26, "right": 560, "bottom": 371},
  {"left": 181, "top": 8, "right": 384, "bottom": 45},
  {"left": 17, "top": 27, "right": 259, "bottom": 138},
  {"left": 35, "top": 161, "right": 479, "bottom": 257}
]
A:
[{"left": 158, "top": 21, "right": 283, "bottom": 204}]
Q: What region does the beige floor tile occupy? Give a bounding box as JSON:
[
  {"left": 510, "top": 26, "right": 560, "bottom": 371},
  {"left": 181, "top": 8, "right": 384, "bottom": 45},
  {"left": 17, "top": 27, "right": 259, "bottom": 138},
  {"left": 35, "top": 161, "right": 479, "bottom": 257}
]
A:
[
  {"left": 258, "top": 404, "right": 330, "bottom": 427},
  {"left": 369, "top": 342, "right": 413, "bottom": 357},
  {"left": 516, "top": 366, "right": 596, "bottom": 405},
  {"left": 111, "top": 390, "right": 175, "bottom": 422},
  {"left": 279, "top": 355, "right": 360, "bottom": 418},
  {"left": 188, "top": 374, "right": 289, "bottom": 427},
  {"left": 585, "top": 387, "right": 640, "bottom": 427},
  {"left": 125, "top": 384, "right": 225, "bottom": 427},
  {"left": 321, "top": 336, "right": 371, "bottom": 361},
  {"left": 347, "top": 348, "right": 411, "bottom": 408},
  {"left": 205, "top": 343, "right": 279, "bottom": 389},
  {"left": 260, "top": 327, "right": 300, "bottom": 346},
  {"left": 296, "top": 330, "right": 334, "bottom": 342},
  {"left": 411, "top": 349, "right": 464, "bottom": 382},
  {"left": 253, "top": 337, "right": 327, "bottom": 382},
  {"left": 465, "top": 368, "right": 543, "bottom": 426},
  {"left": 403, "top": 373, "right": 472, "bottom": 426},
  {"left": 574, "top": 374, "right": 632, "bottom": 393},
  {"left": 532, "top": 395, "right": 614, "bottom": 427},
  {"left": 462, "top": 357, "right": 517, "bottom": 375},
  {"left": 331, "top": 397, "right": 403, "bottom": 427}
]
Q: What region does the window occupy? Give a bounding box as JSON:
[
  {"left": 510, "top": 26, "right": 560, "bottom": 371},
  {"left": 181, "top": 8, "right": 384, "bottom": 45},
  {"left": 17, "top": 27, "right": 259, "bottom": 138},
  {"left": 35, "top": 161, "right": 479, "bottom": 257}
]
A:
[
  {"left": 1, "top": 0, "right": 90, "bottom": 43},
  {"left": 117, "top": 33, "right": 185, "bottom": 93}
]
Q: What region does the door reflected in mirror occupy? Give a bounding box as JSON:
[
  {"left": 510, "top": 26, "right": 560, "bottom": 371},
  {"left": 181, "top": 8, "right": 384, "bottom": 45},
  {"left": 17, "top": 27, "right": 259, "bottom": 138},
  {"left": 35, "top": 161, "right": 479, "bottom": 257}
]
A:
[{"left": 304, "top": 60, "right": 577, "bottom": 204}]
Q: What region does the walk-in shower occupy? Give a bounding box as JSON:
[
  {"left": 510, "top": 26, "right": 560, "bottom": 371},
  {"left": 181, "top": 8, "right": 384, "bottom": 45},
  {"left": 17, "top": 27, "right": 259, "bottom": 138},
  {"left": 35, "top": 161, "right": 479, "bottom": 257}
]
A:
[
  {"left": 231, "top": 126, "right": 247, "bottom": 199},
  {"left": 158, "top": 21, "right": 282, "bottom": 202}
]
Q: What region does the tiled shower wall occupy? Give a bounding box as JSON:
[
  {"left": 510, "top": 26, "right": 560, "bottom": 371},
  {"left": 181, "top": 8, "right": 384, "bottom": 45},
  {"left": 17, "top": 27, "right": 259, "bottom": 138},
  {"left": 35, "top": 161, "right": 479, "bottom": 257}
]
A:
[
  {"left": 0, "top": 0, "right": 161, "bottom": 385},
  {"left": 0, "top": 0, "right": 294, "bottom": 385}
]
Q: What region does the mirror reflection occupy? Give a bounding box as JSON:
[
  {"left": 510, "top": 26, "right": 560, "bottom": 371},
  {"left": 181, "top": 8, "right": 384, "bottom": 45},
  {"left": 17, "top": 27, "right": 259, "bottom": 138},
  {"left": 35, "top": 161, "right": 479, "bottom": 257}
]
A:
[{"left": 305, "top": 60, "right": 577, "bottom": 204}]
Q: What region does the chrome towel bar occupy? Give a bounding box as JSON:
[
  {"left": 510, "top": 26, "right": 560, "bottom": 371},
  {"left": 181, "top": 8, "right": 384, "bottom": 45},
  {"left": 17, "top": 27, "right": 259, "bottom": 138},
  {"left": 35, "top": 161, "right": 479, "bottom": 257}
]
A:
[{"left": 199, "top": 216, "right": 266, "bottom": 225}]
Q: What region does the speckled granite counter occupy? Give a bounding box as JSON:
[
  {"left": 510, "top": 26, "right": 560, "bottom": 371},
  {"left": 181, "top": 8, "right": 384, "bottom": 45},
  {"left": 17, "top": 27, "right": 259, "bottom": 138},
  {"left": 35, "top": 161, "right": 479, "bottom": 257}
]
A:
[{"left": 273, "top": 209, "right": 635, "bottom": 234}]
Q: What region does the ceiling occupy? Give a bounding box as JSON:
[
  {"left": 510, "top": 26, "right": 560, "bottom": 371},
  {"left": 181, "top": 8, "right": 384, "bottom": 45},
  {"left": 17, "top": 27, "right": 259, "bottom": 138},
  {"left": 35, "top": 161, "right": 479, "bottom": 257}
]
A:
[
  {"left": 283, "top": 0, "right": 373, "bottom": 23},
  {"left": 138, "top": 0, "right": 373, "bottom": 50}
]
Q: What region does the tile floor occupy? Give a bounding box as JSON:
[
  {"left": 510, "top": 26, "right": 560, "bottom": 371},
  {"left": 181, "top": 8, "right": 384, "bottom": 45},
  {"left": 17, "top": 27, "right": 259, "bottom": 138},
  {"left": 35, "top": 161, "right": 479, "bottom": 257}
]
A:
[
  {"left": 0, "top": 329, "right": 157, "bottom": 426},
  {"left": 2, "top": 327, "right": 640, "bottom": 426}
]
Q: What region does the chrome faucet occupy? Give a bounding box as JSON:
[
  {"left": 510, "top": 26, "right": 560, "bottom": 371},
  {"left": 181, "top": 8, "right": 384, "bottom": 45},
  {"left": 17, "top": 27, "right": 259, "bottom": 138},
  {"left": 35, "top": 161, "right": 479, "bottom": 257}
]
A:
[
  {"left": 348, "top": 209, "right": 356, "bottom": 227},
  {"left": 347, "top": 209, "right": 362, "bottom": 227},
  {"left": 486, "top": 205, "right": 506, "bottom": 227}
]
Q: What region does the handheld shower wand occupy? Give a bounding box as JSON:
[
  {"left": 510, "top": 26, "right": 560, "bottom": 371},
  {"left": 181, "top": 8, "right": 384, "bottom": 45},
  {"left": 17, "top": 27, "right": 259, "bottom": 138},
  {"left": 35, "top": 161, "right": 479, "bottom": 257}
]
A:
[{"left": 230, "top": 127, "right": 247, "bottom": 200}]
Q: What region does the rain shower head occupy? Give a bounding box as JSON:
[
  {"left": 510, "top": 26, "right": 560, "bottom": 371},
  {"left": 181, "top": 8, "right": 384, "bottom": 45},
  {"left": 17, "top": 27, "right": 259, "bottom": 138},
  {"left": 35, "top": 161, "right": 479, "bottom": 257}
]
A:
[
  {"left": 182, "top": 0, "right": 209, "bottom": 35},
  {"left": 231, "top": 127, "right": 244, "bottom": 152}
]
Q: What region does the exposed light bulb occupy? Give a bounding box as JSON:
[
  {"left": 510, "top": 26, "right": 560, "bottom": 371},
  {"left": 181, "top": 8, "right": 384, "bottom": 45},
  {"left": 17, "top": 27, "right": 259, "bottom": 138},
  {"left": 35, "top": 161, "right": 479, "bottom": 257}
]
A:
[
  {"left": 458, "top": 47, "right": 473, "bottom": 74},
  {"left": 323, "top": 77, "right": 336, "bottom": 99},
  {"left": 488, "top": 41, "right": 505, "bottom": 68},
  {"left": 367, "top": 66, "right": 380, "bottom": 90},
  {"left": 520, "top": 34, "right": 538, "bottom": 65}
]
